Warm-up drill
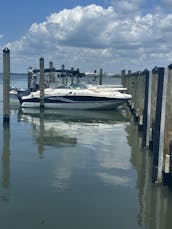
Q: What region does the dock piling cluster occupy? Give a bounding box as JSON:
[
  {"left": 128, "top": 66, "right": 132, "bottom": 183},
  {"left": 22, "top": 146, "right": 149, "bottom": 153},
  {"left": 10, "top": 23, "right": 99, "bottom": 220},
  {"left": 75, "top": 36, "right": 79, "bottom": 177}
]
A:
[{"left": 122, "top": 66, "right": 172, "bottom": 185}]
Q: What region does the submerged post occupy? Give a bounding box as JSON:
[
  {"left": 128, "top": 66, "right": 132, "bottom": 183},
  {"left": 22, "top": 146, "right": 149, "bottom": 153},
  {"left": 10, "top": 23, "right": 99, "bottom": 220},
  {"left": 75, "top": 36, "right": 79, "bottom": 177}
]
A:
[
  {"left": 3, "top": 47, "right": 10, "bottom": 125},
  {"left": 99, "top": 68, "right": 103, "bottom": 85},
  {"left": 39, "top": 57, "right": 44, "bottom": 109}
]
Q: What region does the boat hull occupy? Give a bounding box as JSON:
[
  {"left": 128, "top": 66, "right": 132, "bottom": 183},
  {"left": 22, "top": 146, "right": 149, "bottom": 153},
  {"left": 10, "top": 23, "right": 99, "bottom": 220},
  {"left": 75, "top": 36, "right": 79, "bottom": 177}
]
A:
[
  {"left": 21, "top": 100, "right": 126, "bottom": 110},
  {"left": 19, "top": 87, "right": 131, "bottom": 110}
]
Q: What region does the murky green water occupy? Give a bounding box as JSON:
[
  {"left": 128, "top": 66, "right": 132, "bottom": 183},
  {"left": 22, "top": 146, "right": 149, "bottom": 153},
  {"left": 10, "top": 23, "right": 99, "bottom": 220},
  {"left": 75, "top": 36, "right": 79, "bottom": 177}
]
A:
[{"left": 0, "top": 74, "right": 172, "bottom": 229}]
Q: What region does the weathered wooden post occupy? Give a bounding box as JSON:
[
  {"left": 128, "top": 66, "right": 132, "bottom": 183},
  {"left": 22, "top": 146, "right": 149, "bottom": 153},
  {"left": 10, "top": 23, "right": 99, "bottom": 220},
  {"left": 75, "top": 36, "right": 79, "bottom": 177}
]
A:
[
  {"left": 39, "top": 57, "right": 44, "bottom": 109},
  {"left": 152, "top": 67, "right": 168, "bottom": 183},
  {"left": 121, "top": 69, "right": 126, "bottom": 86},
  {"left": 2, "top": 47, "right": 11, "bottom": 191},
  {"left": 71, "top": 67, "right": 74, "bottom": 86},
  {"left": 134, "top": 72, "right": 145, "bottom": 130},
  {"left": 99, "top": 68, "right": 103, "bottom": 85},
  {"left": 76, "top": 68, "right": 80, "bottom": 83},
  {"left": 3, "top": 47, "right": 10, "bottom": 125},
  {"left": 49, "top": 61, "right": 55, "bottom": 83},
  {"left": 150, "top": 67, "right": 159, "bottom": 149},
  {"left": 61, "top": 64, "right": 65, "bottom": 85},
  {"left": 128, "top": 71, "right": 135, "bottom": 112},
  {"left": 162, "top": 64, "right": 172, "bottom": 184},
  {"left": 27, "top": 67, "right": 33, "bottom": 92},
  {"left": 143, "top": 69, "right": 152, "bottom": 147}
]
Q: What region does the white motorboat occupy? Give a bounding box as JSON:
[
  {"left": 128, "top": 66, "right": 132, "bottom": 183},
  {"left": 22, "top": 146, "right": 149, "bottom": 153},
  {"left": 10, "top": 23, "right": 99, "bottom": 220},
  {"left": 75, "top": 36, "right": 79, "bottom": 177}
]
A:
[{"left": 18, "top": 85, "right": 132, "bottom": 110}]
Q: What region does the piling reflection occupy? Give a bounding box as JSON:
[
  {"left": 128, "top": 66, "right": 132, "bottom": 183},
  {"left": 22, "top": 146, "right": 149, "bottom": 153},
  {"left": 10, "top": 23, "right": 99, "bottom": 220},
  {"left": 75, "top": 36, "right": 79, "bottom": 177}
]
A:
[
  {"left": 1, "top": 125, "right": 10, "bottom": 201},
  {"left": 17, "top": 108, "right": 129, "bottom": 192},
  {"left": 38, "top": 111, "right": 45, "bottom": 158},
  {"left": 126, "top": 108, "right": 172, "bottom": 229},
  {"left": 17, "top": 109, "right": 127, "bottom": 158}
]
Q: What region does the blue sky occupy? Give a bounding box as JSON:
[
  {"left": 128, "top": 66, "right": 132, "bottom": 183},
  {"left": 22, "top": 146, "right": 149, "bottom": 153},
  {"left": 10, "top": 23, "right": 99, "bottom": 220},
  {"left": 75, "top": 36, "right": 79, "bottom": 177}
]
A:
[
  {"left": 0, "top": 0, "right": 109, "bottom": 45},
  {"left": 0, "top": 0, "right": 172, "bottom": 73}
]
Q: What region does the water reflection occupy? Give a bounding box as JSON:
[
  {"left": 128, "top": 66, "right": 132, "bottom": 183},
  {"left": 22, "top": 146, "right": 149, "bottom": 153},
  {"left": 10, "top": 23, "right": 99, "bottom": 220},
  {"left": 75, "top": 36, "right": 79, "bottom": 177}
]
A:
[
  {"left": 2, "top": 105, "right": 172, "bottom": 228},
  {"left": 17, "top": 108, "right": 127, "bottom": 153},
  {"left": 1, "top": 125, "right": 10, "bottom": 201},
  {"left": 19, "top": 108, "right": 127, "bottom": 122},
  {"left": 17, "top": 108, "right": 129, "bottom": 191},
  {"left": 126, "top": 108, "right": 172, "bottom": 229},
  {"left": 18, "top": 109, "right": 86, "bottom": 158}
]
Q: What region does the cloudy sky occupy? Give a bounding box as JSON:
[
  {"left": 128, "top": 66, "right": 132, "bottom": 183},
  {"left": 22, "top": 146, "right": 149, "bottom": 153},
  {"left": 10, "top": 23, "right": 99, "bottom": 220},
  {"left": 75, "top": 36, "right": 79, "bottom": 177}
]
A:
[{"left": 0, "top": 0, "right": 172, "bottom": 73}]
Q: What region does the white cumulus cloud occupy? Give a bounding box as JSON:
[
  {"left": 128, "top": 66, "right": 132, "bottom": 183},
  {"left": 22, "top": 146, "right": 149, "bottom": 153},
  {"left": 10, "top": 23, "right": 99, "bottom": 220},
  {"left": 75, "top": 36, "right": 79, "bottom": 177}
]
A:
[{"left": 3, "top": 4, "right": 172, "bottom": 73}]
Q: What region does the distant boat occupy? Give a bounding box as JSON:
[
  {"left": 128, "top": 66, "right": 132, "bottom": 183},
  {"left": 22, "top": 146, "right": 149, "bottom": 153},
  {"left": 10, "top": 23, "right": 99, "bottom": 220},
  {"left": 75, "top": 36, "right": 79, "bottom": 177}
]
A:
[{"left": 17, "top": 85, "right": 132, "bottom": 110}]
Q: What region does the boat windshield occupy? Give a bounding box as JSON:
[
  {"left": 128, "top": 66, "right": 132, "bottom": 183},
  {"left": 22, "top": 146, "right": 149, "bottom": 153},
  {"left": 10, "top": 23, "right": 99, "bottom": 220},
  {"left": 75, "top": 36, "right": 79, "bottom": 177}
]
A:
[{"left": 72, "top": 83, "right": 87, "bottom": 89}]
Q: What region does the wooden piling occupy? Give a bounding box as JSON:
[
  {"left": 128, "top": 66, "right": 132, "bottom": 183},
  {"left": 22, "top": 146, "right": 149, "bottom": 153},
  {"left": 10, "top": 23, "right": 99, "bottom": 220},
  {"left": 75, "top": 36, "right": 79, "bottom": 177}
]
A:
[
  {"left": 121, "top": 65, "right": 172, "bottom": 185},
  {"left": 27, "top": 67, "right": 33, "bottom": 92},
  {"left": 121, "top": 69, "right": 126, "bottom": 87},
  {"left": 71, "top": 67, "right": 74, "bottom": 86},
  {"left": 162, "top": 65, "right": 172, "bottom": 182},
  {"left": 49, "top": 61, "right": 55, "bottom": 83},
  {"left": 157, "top": 68, "right": 168, "bottom": 182},
  {"left": 76, "top": 68, "right": 80, "bottom": 83},
  {"left": 149, "top": 67, "right": 159, "bottom": 149},
  {"left": 3, "top": 47, "right": 10, "bottom": 125},
  {"left": 152, "top": 67, "right": 168, "bottom": 183},
  {"left": 132, "top": 72, "right": 145, "bottom": 130},
  {"left": 61, "top": 64, "right": 65, "bottom": 85},
  {"left": 39, "top": 57, "right": 44, "bottom": 109},
  {"left": 99, "top": 68, "right": 103, "bottom": 85},
  {"left": 143, "top": 70, "right": 152, "bottom": 147}
]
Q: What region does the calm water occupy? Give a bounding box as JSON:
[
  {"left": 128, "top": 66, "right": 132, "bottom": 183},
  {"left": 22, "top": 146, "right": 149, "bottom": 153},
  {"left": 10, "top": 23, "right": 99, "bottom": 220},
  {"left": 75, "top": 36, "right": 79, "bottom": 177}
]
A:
[{"left": 0, "top": 74, "right": 172, "bottom": 229}]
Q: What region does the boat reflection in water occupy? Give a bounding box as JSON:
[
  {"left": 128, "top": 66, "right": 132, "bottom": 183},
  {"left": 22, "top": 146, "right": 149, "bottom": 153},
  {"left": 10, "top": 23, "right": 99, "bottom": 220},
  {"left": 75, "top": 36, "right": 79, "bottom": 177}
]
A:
[{"left": 17, "top": 108, "right": 128, "bottom": 153}]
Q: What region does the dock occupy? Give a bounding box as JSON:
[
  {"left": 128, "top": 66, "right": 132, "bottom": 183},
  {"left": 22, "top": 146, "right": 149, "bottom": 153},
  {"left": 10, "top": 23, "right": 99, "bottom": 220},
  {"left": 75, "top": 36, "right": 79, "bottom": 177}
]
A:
[{"left": 121, "top": 66, "right": 172, "bottom": 185}]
